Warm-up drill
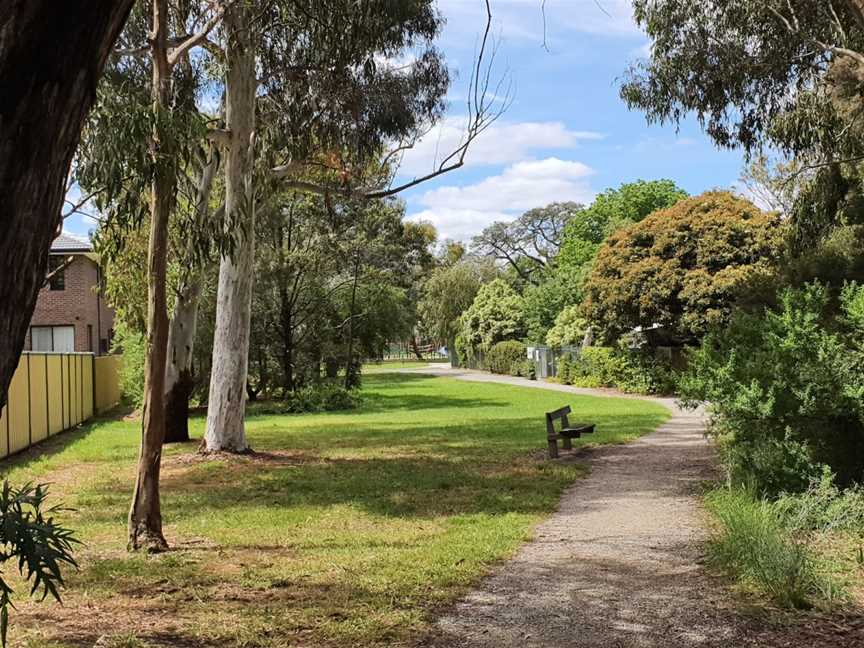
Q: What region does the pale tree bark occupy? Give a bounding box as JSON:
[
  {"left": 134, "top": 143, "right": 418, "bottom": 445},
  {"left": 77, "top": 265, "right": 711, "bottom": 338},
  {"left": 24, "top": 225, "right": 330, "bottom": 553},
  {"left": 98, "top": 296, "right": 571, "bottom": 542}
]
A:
[
  {"left": 164, "top": 152, "right": 219, "bottom": 444},
  {"left": 203, "top": 2, "right": 256, "bottom": 453},
  {"left": 128, "top": 0, "right": 174, "bottom": 553},
  {"left": 0, "top": 0, "right": 134, "bottom": 410}
]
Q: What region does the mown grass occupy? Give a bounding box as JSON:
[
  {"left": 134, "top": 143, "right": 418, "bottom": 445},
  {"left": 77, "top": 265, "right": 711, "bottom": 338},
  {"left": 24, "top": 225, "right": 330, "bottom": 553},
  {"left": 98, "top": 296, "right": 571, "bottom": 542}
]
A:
[{"left": 2, "top": 373, "right": 669, "bottom": 648}]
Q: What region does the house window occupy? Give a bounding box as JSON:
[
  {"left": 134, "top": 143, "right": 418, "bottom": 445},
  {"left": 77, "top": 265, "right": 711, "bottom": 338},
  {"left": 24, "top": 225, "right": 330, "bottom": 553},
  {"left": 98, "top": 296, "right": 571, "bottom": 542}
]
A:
[
  {"left": 31, "top": 326, "right": 75, "bottom": 352},
  {"left": 47, "top": 256, "right": 66, "bottom": 291}
]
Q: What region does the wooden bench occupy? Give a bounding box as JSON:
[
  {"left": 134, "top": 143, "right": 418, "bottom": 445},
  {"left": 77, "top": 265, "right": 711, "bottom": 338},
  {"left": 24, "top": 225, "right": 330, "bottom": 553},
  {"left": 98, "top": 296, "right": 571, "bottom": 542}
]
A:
[{"left": 545, "top": 405, "right": 595, "bottom": 458}]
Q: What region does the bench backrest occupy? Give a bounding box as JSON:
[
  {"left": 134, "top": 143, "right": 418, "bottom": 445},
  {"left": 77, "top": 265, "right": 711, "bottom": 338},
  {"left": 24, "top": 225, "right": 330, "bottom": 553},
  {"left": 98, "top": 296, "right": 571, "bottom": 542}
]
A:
[{"left": 546, "top": 405, "right": 571, "bottom": 436}]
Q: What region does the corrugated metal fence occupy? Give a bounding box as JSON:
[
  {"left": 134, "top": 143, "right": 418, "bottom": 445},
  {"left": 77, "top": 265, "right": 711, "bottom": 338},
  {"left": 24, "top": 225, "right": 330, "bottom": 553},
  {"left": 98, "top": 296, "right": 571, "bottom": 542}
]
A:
[{"left": 0, "top": 352, "right": 122, "bottom": 460}]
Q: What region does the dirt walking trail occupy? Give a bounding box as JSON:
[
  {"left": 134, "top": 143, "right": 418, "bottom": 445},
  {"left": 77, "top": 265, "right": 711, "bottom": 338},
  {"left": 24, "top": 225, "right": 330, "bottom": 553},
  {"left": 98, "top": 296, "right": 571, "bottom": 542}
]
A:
[{"left": 409, "top": 365, "right": 861, "bottom": 648}]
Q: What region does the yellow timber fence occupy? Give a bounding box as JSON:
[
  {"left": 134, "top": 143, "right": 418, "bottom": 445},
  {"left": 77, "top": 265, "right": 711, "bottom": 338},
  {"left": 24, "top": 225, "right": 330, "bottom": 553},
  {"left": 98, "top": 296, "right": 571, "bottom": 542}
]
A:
[{"left": 0, "top": 352, "right": 122, "bottom": 460}]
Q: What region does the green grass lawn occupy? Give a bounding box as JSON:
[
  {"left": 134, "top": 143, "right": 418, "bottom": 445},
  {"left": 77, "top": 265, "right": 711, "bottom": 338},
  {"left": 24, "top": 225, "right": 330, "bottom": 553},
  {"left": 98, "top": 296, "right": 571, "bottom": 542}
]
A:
[
  {"left": 362, "top": 359, "right": 445, "bottom": 373},
  {"left": 3, "top": 373, "right": 669, "bottom": 648}
]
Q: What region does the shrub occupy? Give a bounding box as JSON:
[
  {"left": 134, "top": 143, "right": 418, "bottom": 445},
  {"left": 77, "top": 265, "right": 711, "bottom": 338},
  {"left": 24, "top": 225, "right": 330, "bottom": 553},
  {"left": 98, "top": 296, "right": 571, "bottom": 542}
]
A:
[
  {"left": 486, "top": 341, "right": 527, "bottom": 375},
  {"left": 111, "top": 322, "right": 145, "bottom": 410},
  {"left": 679, "top": 281, "right": 864, "bottom": 494},
  {"left": 510, "top": 359, "right": 536, "bottom": 380},
  {"left": 775, "top": 470, "right": 864, "bottom": 533},
  {"left": 0, "top": 482, "right": 79, "bottom": 646},
  {"left": 582, "top": 191, "right": 786, "bottom": 344},
  {"left": 557, "top": 347, "right": 677, "bottom": 395},
  {"left": 705, "top": 488, "right": 834, "bottom": 609},
  {"left": 250, "top": 384, "right": 361, "bottom": 415}
]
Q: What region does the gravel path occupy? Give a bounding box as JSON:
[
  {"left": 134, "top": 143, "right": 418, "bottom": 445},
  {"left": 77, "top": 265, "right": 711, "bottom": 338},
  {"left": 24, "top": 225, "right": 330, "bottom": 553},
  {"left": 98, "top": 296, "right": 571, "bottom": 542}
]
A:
[{"left": 404, "top": 366, "right": 858, "bottom": 648}]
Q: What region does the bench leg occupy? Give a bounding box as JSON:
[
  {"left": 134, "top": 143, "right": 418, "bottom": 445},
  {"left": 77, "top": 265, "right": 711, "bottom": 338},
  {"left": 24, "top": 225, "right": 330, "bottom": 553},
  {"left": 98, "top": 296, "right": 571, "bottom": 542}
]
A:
[
  {"left": 547, "top": 437, "right": 559, "bottom": 459},
  {"left": 562, "top": 436, "right": 572, "bottom": 451}
]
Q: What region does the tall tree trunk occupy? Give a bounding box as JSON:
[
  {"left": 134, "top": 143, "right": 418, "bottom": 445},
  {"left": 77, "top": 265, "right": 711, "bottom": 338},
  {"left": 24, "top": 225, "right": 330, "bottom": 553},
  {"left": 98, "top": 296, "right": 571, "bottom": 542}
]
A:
[
  {"left": 128, "top": 0, "right": 174, "bottom": 552},
  {"left": 344, "top": 254, "right": 360, "bottom": 389},
  {"left": 203, "top": 3, "right": 256, "bottom": 453},
  {"left": 164, "top": 278, "right": 201, "bottom": 443},
  {"left": 164, "top": 152, "right": 218, "bottom": 444},
  {"left": 0, "top": 1, "right": 134, "bottom": 410}
]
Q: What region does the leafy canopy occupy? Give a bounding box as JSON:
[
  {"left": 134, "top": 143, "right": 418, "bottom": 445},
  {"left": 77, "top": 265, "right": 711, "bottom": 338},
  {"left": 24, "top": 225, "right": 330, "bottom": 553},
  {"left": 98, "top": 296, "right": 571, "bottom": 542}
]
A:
[
  {"left": 460, "top": 279, "right": 526, "bottom": 355},
  {"left": 582, "top": 191, "right": 786, "bottom": 343},
  {"left": 557, "top": 179, "right": 688, "bottom": 272}
]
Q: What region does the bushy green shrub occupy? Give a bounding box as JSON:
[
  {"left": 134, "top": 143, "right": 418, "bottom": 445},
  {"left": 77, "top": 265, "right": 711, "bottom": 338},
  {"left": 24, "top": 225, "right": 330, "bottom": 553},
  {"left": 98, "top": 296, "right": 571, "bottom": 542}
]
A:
[
  {"left": 556, "top": 347, "right": 676, "bottom": 395},
  {"left": 249, "top": 384, "right": 361, "bottom": 415},
  {"left": 705, "top": 488, "right": 835, "bottom": 609},
  {"left": 679, "top": 281, "right": 864, "bottom": 494},
  {"left": 111, "top": 322, "right": 145, "bottom": 410},
  {"left": 775, "top": 470, "right": 864, "bottom": 533},
  {"left": 510, "top": 359, "right": 536, "bottom": 380},
  {"left": 486, "top": 341, "right": 527, "bottom": 375}
]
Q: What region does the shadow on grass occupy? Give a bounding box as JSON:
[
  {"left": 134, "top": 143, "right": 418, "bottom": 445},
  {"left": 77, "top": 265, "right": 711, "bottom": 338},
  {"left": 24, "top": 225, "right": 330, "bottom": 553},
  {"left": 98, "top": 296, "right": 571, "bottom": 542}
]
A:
[{"left": 76, "top": 411, "right": 665, "bottom": 527}]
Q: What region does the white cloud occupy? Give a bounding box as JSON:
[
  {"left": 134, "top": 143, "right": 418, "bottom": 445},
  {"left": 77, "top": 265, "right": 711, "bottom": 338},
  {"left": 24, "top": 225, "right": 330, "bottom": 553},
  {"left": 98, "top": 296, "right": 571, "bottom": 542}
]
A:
[
  {"left": 397, "top": 118, "right": 602, "bottom": 176},
  {"left": 408, "top": 157, "right": 595, "bottom": 240}
]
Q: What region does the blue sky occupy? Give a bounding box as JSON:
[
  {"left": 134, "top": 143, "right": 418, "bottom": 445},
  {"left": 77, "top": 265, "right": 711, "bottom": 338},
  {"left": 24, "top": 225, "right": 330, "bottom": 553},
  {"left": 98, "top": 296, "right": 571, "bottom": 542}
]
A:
[
  {"left": 397, "top": 0, "right": 746, "bottom": 241},
  {"left": 65, "top": 0, "right": 746, "bottom": 242}
]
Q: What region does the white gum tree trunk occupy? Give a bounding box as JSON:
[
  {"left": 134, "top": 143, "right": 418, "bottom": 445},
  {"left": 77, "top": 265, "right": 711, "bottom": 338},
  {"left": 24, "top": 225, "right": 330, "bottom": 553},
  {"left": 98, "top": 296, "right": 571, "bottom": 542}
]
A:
[
  {"left": 203, "top": 3, "right": 256, "bottom": 453},
  {"left": 164, "top": 151, "right": 218, "bottom": 444}
]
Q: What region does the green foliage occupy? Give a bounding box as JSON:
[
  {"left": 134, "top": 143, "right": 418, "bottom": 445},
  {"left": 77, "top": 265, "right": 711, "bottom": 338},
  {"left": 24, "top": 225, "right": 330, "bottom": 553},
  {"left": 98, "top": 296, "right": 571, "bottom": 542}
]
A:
[
  {"left": 679, "top": 282, "right": 864, "bottom": 494},
  {"left": 522, "top": 266, "right": 583, "bottom": 343},
  {"left": 486, "top": 341, "right": 527, "bottom": 375},
  {"left": 582, "top": 191, "right": 786, "bottom": 343},
  {"left": 775, "top": 470, "right": 864, "bottom": 534},
  {"left": 472, "top": 202, "right": 581, "bottom": 285},
  {"left": 460, "top": 279, "right": 526, "bottom": 356},
  {"left": 112, "top": 322, "right": 145, "bottom": 410},
  {"left": 545, "top": 305, "right": 588, "bottom": 348},
  {"left": 0, "top": 482, "right": 78, "bottom": 647},
  {"left": 510, "top": 359, "right": 536, "bottom": 380},
  {"left": 557, "top": 179, "right": 687, "bottom": 272},
  {"left": 557, "top": 347, "right": 676, "bottom": 395},
  {"left": 248, "top": 384, "right": 361, "bottom": 415},
  {"left": 621, "top": 2, "right": 863, "bottom": 157},
  {"left": 705, "top": 488, "right": 833, "bottom": 609},
  {"left": 418, "top": 257, "right": 495, "bottom": 343}
]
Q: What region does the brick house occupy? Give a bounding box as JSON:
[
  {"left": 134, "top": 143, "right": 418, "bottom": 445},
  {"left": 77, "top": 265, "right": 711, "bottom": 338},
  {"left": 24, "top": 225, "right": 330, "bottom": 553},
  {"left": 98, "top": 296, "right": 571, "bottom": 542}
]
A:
[{"left": 26, "top": 232, "right": 115, "bottom": 354}]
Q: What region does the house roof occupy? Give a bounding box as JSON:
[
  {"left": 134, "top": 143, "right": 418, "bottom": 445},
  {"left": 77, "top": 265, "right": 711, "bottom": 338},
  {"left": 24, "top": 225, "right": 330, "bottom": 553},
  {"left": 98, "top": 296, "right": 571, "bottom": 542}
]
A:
[{"left": 51, "top": 232, "right": 92, "bottom": 254}]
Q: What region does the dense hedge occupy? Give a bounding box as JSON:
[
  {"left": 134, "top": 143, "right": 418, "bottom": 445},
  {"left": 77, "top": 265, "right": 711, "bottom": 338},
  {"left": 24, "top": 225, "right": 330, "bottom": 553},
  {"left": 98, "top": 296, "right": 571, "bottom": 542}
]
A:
[
  {"left": 486, "top": 340, "right": 528, "bottom": 375},
  {"left": 557, "top": 347, "right": 676, "bottom": 395}
]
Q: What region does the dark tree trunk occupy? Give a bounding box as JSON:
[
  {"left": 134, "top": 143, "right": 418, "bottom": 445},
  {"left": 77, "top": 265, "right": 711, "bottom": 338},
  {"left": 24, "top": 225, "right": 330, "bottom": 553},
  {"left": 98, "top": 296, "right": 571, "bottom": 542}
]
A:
[
  {"left": 164, "top": 368, "right": 194, "bottom": 443},
  {"left": 409, "top": 336, "right": 423, "bottom": 360},
  {"left": 344, "top": 254, "right": 361, "bottom": 389},
  {"left": 0, "top": 1, "right": 134, "bottom": 410}
]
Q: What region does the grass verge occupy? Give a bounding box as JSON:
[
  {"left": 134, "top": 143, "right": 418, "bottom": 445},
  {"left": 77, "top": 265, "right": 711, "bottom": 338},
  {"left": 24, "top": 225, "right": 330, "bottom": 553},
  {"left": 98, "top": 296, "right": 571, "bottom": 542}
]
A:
[{"left": 704, "top": 487, "right": 862, "bottom": 610}]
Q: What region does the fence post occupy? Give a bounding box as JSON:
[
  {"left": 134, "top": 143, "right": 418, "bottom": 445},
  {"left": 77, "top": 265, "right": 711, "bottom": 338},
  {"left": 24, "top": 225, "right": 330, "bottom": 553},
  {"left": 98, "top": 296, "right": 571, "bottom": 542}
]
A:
[
  {"left": 44, "top": 355, "right": 49, "bottom": 436},
  {"left": 26, "top": 353, "right": 32, "bottom": 446},
  {"left": 91, "top": 354, "right": 97, "bottom": 415}
]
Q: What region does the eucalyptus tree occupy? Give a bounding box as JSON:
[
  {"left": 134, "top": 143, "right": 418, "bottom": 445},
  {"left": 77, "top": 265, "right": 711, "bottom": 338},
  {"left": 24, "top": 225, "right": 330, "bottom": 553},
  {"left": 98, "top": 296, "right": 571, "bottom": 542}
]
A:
[
  {"left": 471, "top": 202, "right": 582, "bottom": 286},
  {"left": 78, "top": 0, "right": 225, "bottom": 551},
  {"left": 202, "top": 0, "right": 504, "bottom": 453},
  {"left": 0, "top": 1, "right": 134, "bottom": 411},
  {"left": 621, "top": 1, "right": 864, "bottom": 245}
]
